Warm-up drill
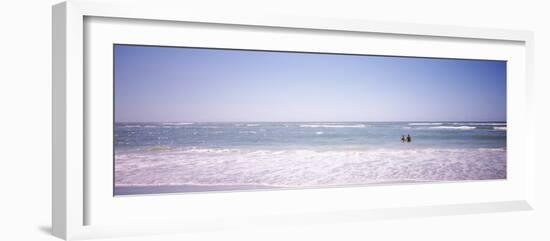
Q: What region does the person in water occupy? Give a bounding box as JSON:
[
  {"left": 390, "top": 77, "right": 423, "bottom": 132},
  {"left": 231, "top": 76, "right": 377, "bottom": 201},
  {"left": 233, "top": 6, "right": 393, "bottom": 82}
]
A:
[
  {"left": 406, "top": 134, "right": 412, "bottom": 142},
  {"left": 401, "top": 135, "right": 405, "bottom": 142}
]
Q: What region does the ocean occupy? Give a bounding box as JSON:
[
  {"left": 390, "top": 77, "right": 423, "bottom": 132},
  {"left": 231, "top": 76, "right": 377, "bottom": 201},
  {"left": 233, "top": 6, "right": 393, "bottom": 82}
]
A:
[{"left": 114, "top": 122, "right": 506, "bottom": 195}]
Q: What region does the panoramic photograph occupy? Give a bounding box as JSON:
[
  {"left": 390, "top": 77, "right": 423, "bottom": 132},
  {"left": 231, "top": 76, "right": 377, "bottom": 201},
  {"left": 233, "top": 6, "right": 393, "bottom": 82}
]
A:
[{"left": 113, "top": 44, "right": 507, "bottom": 195}]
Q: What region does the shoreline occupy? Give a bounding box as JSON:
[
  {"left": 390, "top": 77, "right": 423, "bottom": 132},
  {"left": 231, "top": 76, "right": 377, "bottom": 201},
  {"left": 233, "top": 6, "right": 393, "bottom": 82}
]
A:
[
  {"left": 114, "top": 184, "right": 281, "bottom": 195},
  {"left": 113, "top": 178, "right": 505, "bottom": 195}
]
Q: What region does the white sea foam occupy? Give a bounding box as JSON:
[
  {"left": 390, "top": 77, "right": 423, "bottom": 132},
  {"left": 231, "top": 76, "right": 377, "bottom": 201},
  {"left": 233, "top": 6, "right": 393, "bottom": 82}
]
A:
[
  {"left": 315, "top": 131, "right": 324, "bottom": 135},
  {"left": 163, "top": 122, "right": 193, "bottom": 126},
  {"left": 451, "top": 122, "right": 506, "bottom": 126},
  {"left": 122, "top": 125, "right": 141, "bottom": 128},
  {"left": 408, "top": 123, "right": 443, "bottom": 126},
  {"left": 246, "top": 124, "right": 260, "bottom": 127},
  {"left": 494, "top": 127, "right": 507, "bottom": 130},
  {"left": 430, "top": 126, "right": 477, "bottom": 130},
  {"left": 300, "top": 124, "right": 366, "bottom": 128},
  {"left": 115, "top": 147, "right": 506, "bottom": 187}
]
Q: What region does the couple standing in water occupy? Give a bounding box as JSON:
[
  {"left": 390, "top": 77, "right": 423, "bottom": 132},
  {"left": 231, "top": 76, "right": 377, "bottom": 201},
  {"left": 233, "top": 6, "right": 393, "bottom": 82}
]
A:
[{"left": 401, "top": 134, "right": 412, "bottom": 143}]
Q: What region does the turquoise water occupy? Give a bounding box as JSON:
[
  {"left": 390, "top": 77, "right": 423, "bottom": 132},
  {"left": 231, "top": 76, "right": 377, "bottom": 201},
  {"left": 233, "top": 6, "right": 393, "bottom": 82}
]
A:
[
  {"left": 114, "top": 122, "right": 506, "bottom": 192},
  {"left": 115, "top": 122, "right": 506, "bottom": 151}
]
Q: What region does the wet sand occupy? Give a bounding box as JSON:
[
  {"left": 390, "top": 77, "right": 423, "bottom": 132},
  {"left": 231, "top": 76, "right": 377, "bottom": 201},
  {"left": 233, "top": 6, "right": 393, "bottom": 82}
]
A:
[{"left": 114, "top": 184, "right": 281, "bottom": 195}]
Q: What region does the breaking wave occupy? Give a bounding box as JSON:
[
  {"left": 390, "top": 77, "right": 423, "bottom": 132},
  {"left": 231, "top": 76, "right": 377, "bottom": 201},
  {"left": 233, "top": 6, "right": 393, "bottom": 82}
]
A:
[
  {"left": 163, "top": 122, "right": 194, "bottom": 125},
  {"left": 430, "top": 126, "right": 477, "bottom": 130},
  {"left": 408, "top": 123, "right": 443, "bottom": 126},
  {"left": 452, "top": 122, "right": 506, "bottom": 126},
  {"left": 300, "top": 124, "right": 367, "bottom": 128}
]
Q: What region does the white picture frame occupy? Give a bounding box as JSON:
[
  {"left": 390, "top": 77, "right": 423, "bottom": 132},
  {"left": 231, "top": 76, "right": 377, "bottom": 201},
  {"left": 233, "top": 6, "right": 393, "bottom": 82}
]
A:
[{"left": 52, "top": 0, "right": 535, "bottom": 240}]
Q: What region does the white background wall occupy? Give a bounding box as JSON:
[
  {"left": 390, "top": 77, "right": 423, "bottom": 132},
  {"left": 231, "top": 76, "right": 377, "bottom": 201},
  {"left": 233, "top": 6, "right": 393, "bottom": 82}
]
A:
[{"left": 0, "top": 0, "right": 548, "bottom": 240}]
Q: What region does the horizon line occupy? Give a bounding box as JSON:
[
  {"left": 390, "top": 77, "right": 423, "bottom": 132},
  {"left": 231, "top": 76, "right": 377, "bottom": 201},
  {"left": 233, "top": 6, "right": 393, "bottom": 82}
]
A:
[{"left": 114, "top": 120, "right": 507, "bottom": 123}]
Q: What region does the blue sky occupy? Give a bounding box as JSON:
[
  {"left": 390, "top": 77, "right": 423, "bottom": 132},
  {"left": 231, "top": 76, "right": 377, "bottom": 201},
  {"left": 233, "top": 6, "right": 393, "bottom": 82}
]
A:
[{"left": 114, "top": 45, "right": 506, "bottom": 122}]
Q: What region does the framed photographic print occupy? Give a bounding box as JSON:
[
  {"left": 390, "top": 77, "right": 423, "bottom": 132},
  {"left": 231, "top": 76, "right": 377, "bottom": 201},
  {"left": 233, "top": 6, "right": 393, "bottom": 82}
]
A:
[
  {"left": 113, "top": 44, "right": 508, "bottom": 195},
  {"left": 53, "top": 0, "right": 535, "bottom": 240}
]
